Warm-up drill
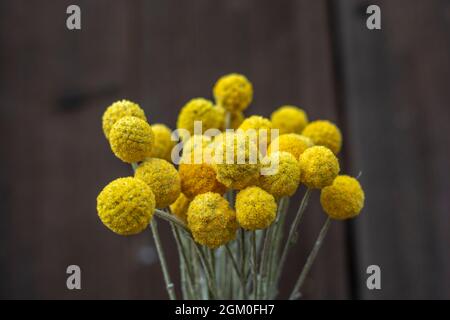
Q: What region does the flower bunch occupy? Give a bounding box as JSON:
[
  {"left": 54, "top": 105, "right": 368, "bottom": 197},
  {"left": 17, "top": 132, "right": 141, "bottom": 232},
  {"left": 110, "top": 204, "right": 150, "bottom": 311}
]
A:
[{"left": 96, "top": 73, "right": 365, "bottom": 300}]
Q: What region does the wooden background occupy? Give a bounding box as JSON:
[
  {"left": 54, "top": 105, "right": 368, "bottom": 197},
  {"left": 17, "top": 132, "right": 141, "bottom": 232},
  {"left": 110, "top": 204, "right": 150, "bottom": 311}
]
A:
[{"left": 0, "top": 0, "right": 449, "bottom": 299}]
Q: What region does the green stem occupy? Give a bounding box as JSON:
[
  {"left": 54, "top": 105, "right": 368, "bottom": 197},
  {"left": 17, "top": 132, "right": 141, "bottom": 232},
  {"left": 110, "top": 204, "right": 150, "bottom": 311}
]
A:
[
  {"left": 193, "top": 242, "right": 219, "bottom": 299},
  {"left": 275, "top": 189, "right": 311, "bottom": 287},
  {"left": 150, "top": 219, "right": 176, "bottom": 300},
  {"left": 225, "top": 244, "right": 247, "bottom": 299},
  {"left": 251, "top": 231, "right": 258, "bottom": 300},
  {"left": 289, "top": 217, "right": 332, "bottom": 300}
]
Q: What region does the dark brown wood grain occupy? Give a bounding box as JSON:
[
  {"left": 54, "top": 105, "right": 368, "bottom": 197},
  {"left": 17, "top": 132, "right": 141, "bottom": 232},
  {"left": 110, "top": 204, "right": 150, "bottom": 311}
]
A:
[{"left": 330, "top": 0, "right": 450, "bottom": 299}]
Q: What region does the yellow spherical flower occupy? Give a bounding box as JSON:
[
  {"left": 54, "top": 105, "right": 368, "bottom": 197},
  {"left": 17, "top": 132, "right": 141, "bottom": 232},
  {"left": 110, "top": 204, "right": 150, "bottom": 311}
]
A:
[
  {"left": 179, "top": 162, "right": 227, "bottom": 199},
  {"left": 267, "top": 133, "right": 313, "bottom": 159},
  {"left": 235, "top": 186, "right": 277, "bottom": 230},
  {"left": 299, "top": 146, "right": 340, "bottom": 189},
  {"left": 135, "top": 158, "right": 181, "bottom": 208},
  {"left": 169, "top": 193, "right": 191, "bottom": 223},
  {"left": 176, "top": 98, "right": 223, "bottom": 140},
  {"left": 259, "top": 151, "right": 301, "bottom": 197},
  {"left": 302, "top": 120, "right": 342, "bottom": 155},
  {"left": 238, "top": 115, "right": 274, "bottom": 151},
  {"left": 212, "top": 132, "right": 260, "bottom": 190},
  {"left": 109, "top": 116, "right": 154, "bottom": 163},
  {"left": 180, "top": 134, "right": 213, "bottom": 164},
  {"left": 97, "top": 177, "right": 155, "bottom": 235},
  {"left": 270, "top": 105, "right": 308, "bottom": 134},
  {"left": 148, "top": 124, "right": 175, "bottom": 162},
  {"left": 213, "top": 73, "right": 253, "bottom": 112},
  {"left": 187, "top": 192, "right": 238, "bottom": 248},
  {"left": 320, "top": 175, "right": 365, "bottom": 220},
  {"left": 102, "top": 100, "right": 146, "bottom": 140}
]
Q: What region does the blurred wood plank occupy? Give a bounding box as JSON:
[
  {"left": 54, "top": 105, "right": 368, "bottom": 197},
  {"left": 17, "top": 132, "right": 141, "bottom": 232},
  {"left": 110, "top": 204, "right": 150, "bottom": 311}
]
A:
[{"left": 331, "top": 0, "right": 450, "bottom": 299}]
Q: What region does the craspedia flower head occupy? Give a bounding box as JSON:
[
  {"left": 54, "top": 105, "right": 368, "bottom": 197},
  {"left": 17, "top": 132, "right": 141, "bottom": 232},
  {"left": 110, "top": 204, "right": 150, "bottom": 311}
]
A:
[
  {"left": 176, "top": 98, "right": 223, "bottom": 140},
  {"left": 235, "top": 186, "right": 277, "bottom": 230},
  {"left": 179, "top": 162, "right": 227, "bottom": 199},
  {"left": 135, "top": 158, "right": 181, "bottom": 208},
  {"left": 187, "top": 192, "right": 238, "bottom": 248},
  {"left": 212, "top": 132, "right": 260, "bottom": 190},
  {"left": 102, "top": 100, "right": 146, "bottom": 140},
  {"left": 97, "top": 177, "right": 155, "bottom": 235},
  {"left": 213, "top": 73, "right": 253, "bottom": 112},
  {"left": 320, "top": 175, "right": 365, "bottom": 220},
  {"left": 259, "top": 151, "right": 301, "bottom": 198},
  {"left": 267, "top": 133, "right": 313, "bottom": 159},
  {"left": 148, "top": 124, "right": 176, "bottom": 162},
  {"left": 109, "top": 116, "right": 154, "bottom": 163},
  {"left": 169, "top": 193, "right": 191, "bottom": 223},
  {"left": 302, "top": 120, "right": 342, "bottom": 155},
  {"left": 238, "top": 115, "right": 274, "bottom": 151},
  {"left": 299, "top": 146, "right": 340, "bottom": 189},
  {"left": 270, "top": 105, "right": 308, "bottom": 134}
]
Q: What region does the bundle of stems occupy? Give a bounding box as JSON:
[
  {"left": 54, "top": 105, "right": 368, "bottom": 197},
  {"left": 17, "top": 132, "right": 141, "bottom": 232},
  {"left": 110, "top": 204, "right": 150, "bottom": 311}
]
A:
[{"left": 147, "top": 188, "right": 331, "bottom": 300}]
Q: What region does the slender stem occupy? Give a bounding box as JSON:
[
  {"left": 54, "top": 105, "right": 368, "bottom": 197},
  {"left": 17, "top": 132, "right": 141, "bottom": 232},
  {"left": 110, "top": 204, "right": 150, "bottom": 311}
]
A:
[
  {"left": 171, "top": 222, "right": 196, "bottom": 299},
  {"left": 150, "top": 219, "right": 176, "bottom": 300},
  {"left": 276, "top": 189, "right": 311, "bottom": 286},
  {"left": 239, "top": 229, "right": 246, "bottom": 288},
  {"left": 225, "top": 244, "right": 247, "bottom": 299},
  {"left": 289, "top": 217, "right": 332, "bottom": 300},
  {"left": 251, "top": 231, "right": 258, "bottom": 299},
  {"left": 154, "top": 209, "right": 189, "bottom": 233},
  {"left": 193, "top": 242, "right": 219, "bottom": 299}
]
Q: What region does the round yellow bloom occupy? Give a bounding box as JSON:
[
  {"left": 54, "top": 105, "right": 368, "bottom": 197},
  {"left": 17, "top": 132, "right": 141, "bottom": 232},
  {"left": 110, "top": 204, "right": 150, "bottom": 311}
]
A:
[
  {"left": 259, "top": 151, "right": 301, "bottom": 197},
  {"left": 181, "top": 134, "right": 213, "bottom": 164},
  {"left": 135, "top": 158, "right": 181, "bottom": 208},
  {"left": 302, "top": 120, "right": 342, "bottom": 155},
  {"left": 187, "top": 192, "right": 238, "bottom": 248},
  {"left": 238, "top": 115, "right": 274, "bottom": 151},
  {"left": 97, "top": 177, "right": 155, "bottom": 235},
  {"left": 320, "top": 175, "right": 365, "bottom": 220},
  {"left": 270, "top": 105, "right": 308, "bottom": 134},
  {"left": 109, "top": 116, "right": 154, "bottom": 163},
  {"left": 235, "top": 186, "right": 277, "bottom": 230},
  {"left": 176, "top": 98, "right": 223, "bottom": 140},
  {"left": 212, "top": 132, "right": 260, "bottom": 190},
  {"left": 102, "top": 100, "right": 146, "bottom": 140},
  {"left": 213, "top": 73, "right": 253, "bottom": 112},
  {"left": 267, "top": 133, "right": 313, "bottom": 159},
  {"left": 148, "top": 124, "right": 175, "bottom": 162},
  {"left": 179, "top": 162, "right": 227, "bottom": 199},
  {"left": 169, "top": 193, "right": 191, "bottom": 223},
  {"left": 299, "top": 146, "right": 340, "bottom": 189}
]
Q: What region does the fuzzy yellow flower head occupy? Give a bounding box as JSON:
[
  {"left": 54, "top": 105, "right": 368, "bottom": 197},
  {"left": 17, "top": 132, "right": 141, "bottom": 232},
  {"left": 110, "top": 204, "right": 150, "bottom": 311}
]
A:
[
  {"left": 268, "top": 133, "right": 313, "bottom": 159},
  {"left": 212, "top": 132, "right": 260, "bottom": 190},
  {"left": 238, "top": 115, "right": 274, "bottom": 151},
  {"left": 235, "top": 186, "right": 277, "bottom": 230},
  {"left": 320, "top": 175, "right": 365, "bottom": 220},
  {"left": 259, "top": 151, "right": 301, "bottom": 198},
  {"left": 109, "top": 116, "right": 154, "bottom": 163},
  {"left": 302, "top": 120, "right": 342, "bottom": 155},
  {"left": 169, "top": 193, "right": 191, "bottom": 223},
  {"left": 97, "top": 177, "right": 155, "bottom": 236},
  {"left": 102, "top": 100, "right": 147, "bottom": 140},
  {"left": 179, "top": 162, "right": 227, "bottom": 199},
  {"left": 213, "top": 73, "right": 253, "bottom": 112},
  {"left": 180, "top": 134, "right": 213, "bottom": 164},
  {"left": 270, "top": 105, "right": 308, "bottom": 134},
  {"left": 176, "top": 98, "right": 223, "bottom": 140},
  {"left": 135, "top": 158, "right": 181, "bottom": 208},
  {"left": 187, "top": 192, "right": 238, "bottom": 248},
  {"left": 148, "top": 124, "right": 176, "bottom": 162},
  {"left": 299, "top": 146, "right": 340, "bottom": 189}
]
